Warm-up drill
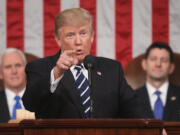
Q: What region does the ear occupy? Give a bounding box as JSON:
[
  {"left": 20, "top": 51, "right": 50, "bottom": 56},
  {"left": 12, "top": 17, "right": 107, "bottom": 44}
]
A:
[
  {"left": 169, "top": 63, "right": 175, "bottom": 75},
  {"left": 90, "top": 31, "right": 94, "bottom": 44},
  {"left": 141, "top": 59, "right": 147, "bottom": 71}
]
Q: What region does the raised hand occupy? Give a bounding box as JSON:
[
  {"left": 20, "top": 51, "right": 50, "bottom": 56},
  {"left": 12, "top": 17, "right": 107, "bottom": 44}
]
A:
[{"left": 53, "top": 50, "right": 79, "bottom": 80}]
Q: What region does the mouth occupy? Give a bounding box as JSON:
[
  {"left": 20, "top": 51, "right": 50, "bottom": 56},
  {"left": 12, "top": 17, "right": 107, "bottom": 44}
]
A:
[
  {"left": 11, "top": 77, "right": 19, "bottom": 80},
  {"left": 154, "top": 70, "right": 162, "bottom": 73},
  {"left": 76, "top": 49, "right": 83, "bottom": 55}
]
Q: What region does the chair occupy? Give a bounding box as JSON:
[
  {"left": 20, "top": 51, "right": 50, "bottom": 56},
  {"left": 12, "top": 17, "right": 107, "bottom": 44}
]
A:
[
  {"left": 124, "top": 53, "right": 180, "bottom": 90},
  {"left": 0, "top": 53, "right": 39, "bottom": 90}
]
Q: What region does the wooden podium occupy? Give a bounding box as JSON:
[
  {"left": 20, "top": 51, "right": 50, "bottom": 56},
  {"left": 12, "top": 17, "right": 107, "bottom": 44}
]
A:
[
  {"left": 4, "top": 119, "right": 180, "bottom": 135},
  {"left": 0, "top": 123, "right": 20, "bottom": 135},
  {"left": 164, "top": 122, "right": 180, "bottom": 135},
  {"left": 19, "top": 119, "right": 163, "bottom": 135}
]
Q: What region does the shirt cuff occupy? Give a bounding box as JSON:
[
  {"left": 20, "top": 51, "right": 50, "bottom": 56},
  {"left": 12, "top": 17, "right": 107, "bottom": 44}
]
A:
[{"left": 50, "top": 68, "right": 64, "bottom": 93}]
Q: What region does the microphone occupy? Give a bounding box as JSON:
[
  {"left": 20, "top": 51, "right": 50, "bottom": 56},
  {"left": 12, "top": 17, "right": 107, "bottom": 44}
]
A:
[
  {"left": 84, "top": 55, "right": 95, "bottom": 87},
  {"left": 84, "top": 55, "right": 95, "bottom": 118}
]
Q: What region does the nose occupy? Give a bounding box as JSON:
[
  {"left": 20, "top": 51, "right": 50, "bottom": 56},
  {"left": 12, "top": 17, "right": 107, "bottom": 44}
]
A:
[
  {"left": 11, "top": 66, "right": 17, "bottom": 74},
  {"left": 155, "top": 59, "right": 161, "bottom": 67},
  {"left": 75, "top": 34, "right": 82, "bottom": 45}
]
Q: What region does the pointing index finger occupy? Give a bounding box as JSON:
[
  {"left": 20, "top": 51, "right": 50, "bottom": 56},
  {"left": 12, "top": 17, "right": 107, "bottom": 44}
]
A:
[{"left": 64, "top": 50, "right": 76, "bottom": 57}]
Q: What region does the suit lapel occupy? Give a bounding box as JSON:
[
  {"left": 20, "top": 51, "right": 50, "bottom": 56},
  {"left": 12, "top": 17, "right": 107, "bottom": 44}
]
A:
[
  {"left": 90, "top": 60, "right": 105, "bottom": 116},
  {"left": 61, "top": 70, "right": 85, "bottom": 117},
  {"left": 0, "top": 90, "right": 10, "bottom": 122},
  {"left": 140, "top": 86, "right": 154, "bottom": 118},
  {"left": 91, "top": 64, "right": 103, "bottom": 96},
  {"left": 163, "top": 84, "right": 177, "bottom": 120}
]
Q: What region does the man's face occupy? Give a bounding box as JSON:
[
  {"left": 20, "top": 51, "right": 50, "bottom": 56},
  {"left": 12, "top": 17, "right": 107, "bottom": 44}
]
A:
[
  {"left": 0, "top": 52, "right": 26, "bottom": 91},
  {"left": 142, "top": 48, "right": 174, "bottom": 82},
  {"left": 55, "top": 24, "right": 94, "bottom": 63}
]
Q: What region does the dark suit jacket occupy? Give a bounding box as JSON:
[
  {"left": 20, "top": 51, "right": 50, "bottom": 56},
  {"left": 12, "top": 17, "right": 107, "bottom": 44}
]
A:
[
  {"left": 136, "top": 83, "right": 180, "bottom": 121},
  {"left": 0, "top": 90, "right": 11, "bottom": 123},
  {"left": 23, "top": 50, "right": 142, "bottom": 119}
]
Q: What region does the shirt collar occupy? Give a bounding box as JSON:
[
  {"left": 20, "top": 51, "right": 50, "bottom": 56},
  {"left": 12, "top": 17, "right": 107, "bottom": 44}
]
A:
[
  {"left": 146, "top": 81, "right": 169, "bottom": 96},
  {"left": 5, "top": 87, "right": 26, "bottom": 101},
  {"left": 71, "top": 63, "right": 85, "bottom": 71}
]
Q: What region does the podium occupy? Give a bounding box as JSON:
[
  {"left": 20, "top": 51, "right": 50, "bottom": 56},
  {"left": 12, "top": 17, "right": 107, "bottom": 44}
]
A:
[
  {"left": 4, "top": 119, "right": 180, "bottom": 135},
  {"left": 0, "top": 123, "right": 20, "bottom": 135},
  {"left": 19, "top": 119, "right": 163, "bottom": 135},
  {"left": 164, "top": 122, "right": 180, "bottom": 135}
]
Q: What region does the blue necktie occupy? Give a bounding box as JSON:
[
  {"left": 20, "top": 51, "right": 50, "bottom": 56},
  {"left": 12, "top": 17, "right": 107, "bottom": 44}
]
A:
[
  {"left": 153, "top": 91, "right": 164, "bottom": 120},
  {"left": 74, "top": 65, "right": 90, "bottom": 118},
  {"left": 12, "top": 95, "right": 22, "bottom": 120}
]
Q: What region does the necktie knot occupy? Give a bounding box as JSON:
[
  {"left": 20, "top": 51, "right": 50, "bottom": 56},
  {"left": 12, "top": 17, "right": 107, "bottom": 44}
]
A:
[
  {"left": 74, "top": 65, "right": 83, "bottom": 76},
  {"left": 14, "top": 95, "right": 21, "bottom": 101},
  {"left": 154, "top": 91, "right": 161, "bottom": 96}
]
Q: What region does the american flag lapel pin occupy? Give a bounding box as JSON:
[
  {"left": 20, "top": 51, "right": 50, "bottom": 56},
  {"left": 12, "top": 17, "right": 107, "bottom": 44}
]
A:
[{"left": 97, "top": 71, "right": 102, "bottom": 76}]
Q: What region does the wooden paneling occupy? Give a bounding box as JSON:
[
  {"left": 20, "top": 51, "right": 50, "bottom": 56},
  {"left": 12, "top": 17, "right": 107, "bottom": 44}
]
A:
[
  {"left": 164, "top": 122, "right": 180, "bottom": 135},
  {"left": 0, "top": 123, "right": 20, "bottom": 135}
]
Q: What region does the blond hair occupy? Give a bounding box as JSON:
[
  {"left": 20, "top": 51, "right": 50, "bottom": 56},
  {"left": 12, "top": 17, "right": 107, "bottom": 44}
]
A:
[{"left": 54, "top": 8, "right": 94, "bottom": 36}]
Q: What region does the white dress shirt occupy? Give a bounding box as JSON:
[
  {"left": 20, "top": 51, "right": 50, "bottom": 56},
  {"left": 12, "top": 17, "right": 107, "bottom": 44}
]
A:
[
  {"left": 50, "top": 64, "right": 88, "bottom": 93},
  {"left": 5, "top": 88, "right": 25, "bottom": 117},
  {"left": 146, "top": 81, "right": 169, "bottom": 111}
]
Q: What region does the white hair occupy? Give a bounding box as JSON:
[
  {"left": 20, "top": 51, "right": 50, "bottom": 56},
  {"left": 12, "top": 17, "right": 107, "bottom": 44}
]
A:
[{"left": 0, "top": 48, "right": 27, "bottom": 67}]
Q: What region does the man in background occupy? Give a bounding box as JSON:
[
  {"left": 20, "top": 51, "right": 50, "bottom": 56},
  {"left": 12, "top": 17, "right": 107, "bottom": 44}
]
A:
[
  {"left": 0, "top": 48, "right": 27, "bottom": 123},
  {"left": 136, "top": 41, "right": 180, "bottom": 121}
]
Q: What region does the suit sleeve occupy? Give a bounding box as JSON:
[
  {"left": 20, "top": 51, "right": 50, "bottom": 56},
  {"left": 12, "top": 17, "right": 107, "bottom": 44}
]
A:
[{"left": 22, "top": 61, "right": 54, "bottom": 118}]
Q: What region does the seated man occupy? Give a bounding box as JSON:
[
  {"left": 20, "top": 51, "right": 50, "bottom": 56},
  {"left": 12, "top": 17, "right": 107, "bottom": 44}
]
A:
[
  {"left": 0, "top": 48, "right": 27, "bottom": 123},
  {"left": 22, "top": 8, "right": 142, "bottom": 119},
  {"left": 136, "top": 41, "right": 180, "bottom": 121}
]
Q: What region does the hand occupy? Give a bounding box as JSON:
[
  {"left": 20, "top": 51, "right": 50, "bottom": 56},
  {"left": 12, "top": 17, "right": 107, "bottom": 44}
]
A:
[
  {"left": 53, "top": 50, "right": 78, "bottom": 80},
  {"left": 162, "top": 128, "right": 167, "bottom": 135}
]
